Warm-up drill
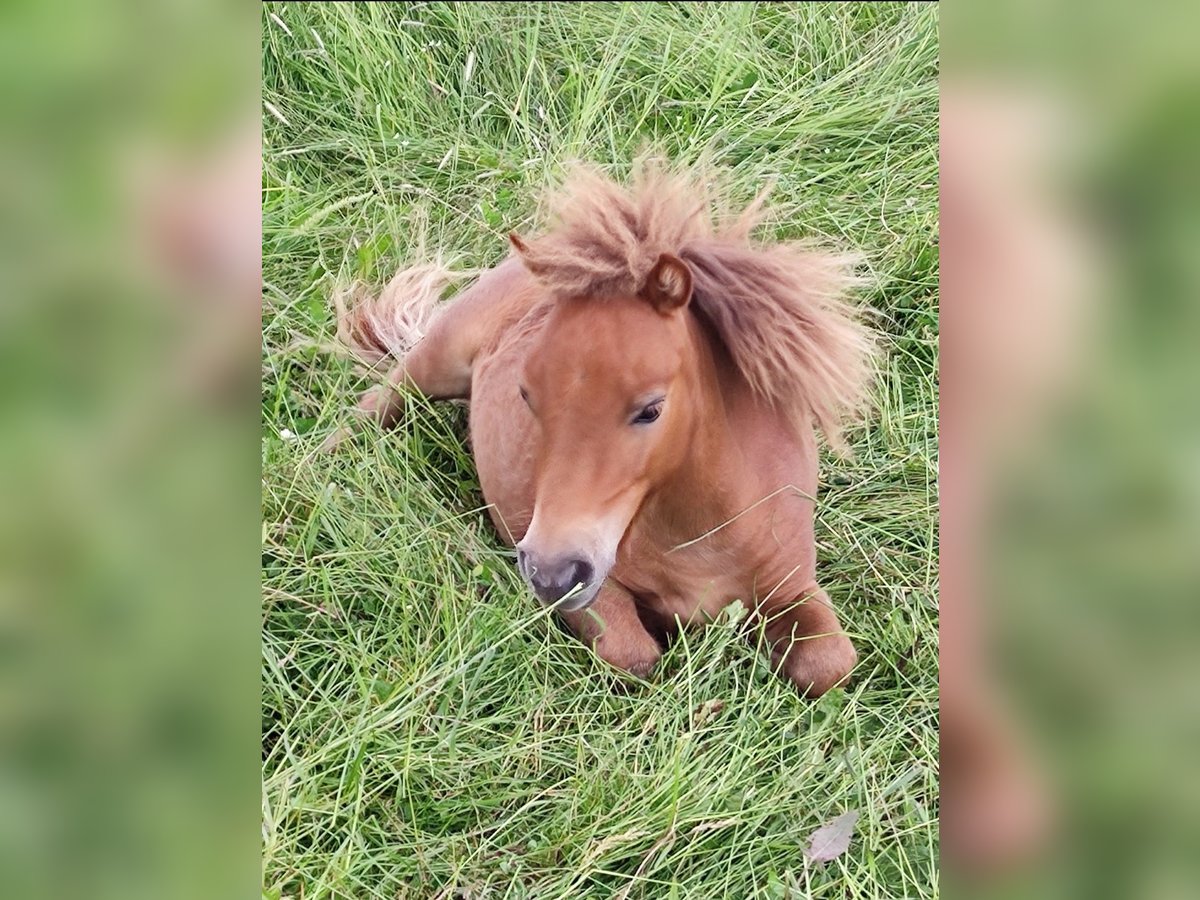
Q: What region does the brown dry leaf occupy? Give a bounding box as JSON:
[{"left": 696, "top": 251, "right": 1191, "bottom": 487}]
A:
[
  {"left": 804, "top": 809, "right": 860, "bottom": 862},
  {"left": 691, "top": 699, "right": 726, "bottom": 727}
]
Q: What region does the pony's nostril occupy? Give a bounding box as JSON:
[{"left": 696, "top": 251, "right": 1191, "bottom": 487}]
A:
[
  {"left": 566, "top": 558, "right": 594, "bottom": 590},
  {"left": 523, "top": 554, "right": 596, "bottom": 605}
]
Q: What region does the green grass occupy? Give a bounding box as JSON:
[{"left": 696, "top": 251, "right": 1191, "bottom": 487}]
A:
[{"left": 262, "top": 3, "right": 938, "bottom": 898}]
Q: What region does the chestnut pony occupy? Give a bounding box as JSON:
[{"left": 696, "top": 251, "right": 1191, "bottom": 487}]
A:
[{"left": 335, "top": 162, "right": 875, "bottom": 696}]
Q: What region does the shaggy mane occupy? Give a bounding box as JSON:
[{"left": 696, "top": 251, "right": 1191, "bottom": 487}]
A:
[{"left": 510, "top": 159, "right": 876, "bottom": 448}]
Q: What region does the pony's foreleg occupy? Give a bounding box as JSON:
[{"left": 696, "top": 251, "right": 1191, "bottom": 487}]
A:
[
  {"left": 559, "top": 583, "right": 662, "bottom": 678},
  {"left": 760, "top": 586, "right": 857, "bottom": 697}
]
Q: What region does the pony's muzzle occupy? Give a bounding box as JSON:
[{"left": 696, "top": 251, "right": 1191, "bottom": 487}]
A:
[{"left": 516, "top": 547, "right": 596, "bottom": 609}]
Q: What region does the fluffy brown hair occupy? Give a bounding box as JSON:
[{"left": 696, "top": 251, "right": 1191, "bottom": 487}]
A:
[{"left": 509, "top": 159, "right": 876, "bottom": 448}]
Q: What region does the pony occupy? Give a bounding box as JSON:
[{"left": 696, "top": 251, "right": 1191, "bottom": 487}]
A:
[{"left": 333, "top": 160, "right": 875, "bottom": 696}]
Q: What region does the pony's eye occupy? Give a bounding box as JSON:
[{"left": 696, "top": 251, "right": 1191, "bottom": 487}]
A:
[
  {"left": 519, "top": 386, "right": 531, "bottom": 406},
  {"left": 631, "top": 400, "right": 664, "bottom": 425}
]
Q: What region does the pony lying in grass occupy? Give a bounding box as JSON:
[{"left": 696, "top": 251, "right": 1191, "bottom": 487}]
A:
[{"left": 334, "top": 161, "right": 875, "bottom": 697}]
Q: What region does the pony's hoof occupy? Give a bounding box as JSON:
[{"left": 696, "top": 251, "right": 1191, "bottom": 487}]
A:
[
  {"left": 593, "top": 633, "right": 662, "bottom": 679},
  {"left": 319, "top": 425, "right": 356, "bottom": 453},
  {"left": 773, "top": 633, "right": 857, "bottom": 698}
]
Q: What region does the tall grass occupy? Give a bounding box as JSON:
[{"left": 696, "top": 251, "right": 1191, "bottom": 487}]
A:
[{"left": 262, "top": 3, "right": 938, "bottom": 897}]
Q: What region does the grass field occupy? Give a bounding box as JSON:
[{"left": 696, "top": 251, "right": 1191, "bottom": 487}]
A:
[{"left": 262, "top": 3, "right": 939, "bottom": 898}]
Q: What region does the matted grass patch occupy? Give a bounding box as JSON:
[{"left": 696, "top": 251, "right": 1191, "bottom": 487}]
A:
[{"left": 262, "top": 3, "right": 938, "bottom": 897}]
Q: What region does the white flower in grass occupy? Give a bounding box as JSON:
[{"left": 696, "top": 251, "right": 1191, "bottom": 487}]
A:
[{"left": 280, "top": 428, "right": 296, "bottom": 441}]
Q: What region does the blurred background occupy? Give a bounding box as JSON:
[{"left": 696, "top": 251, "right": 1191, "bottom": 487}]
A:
[
  {"left": 0, "top": 0, "right": 1197, "bottom": 897},
  {"left": 941, "top": 0, "right": 1200, "bottom": 897},
  {"left": 0, "top": 0, "right": 255, "bottom": 898}
]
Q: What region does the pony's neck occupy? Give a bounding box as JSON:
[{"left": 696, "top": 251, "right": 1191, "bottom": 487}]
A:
[{"left": 638, "top": 312, "right": 753, "bottom": 544}]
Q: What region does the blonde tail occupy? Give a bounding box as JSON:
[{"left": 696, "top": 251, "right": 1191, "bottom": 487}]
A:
[{"left": 333, "top": 262, "right": 456, "bottom": 369}]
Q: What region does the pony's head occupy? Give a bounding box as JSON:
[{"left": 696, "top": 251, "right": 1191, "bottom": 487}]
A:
[
  {"left": 508, "top": 160, "right": 875, "bottom": 611},
  {"left": 513, "top": 249, "right": 698, "bottom": 610}
]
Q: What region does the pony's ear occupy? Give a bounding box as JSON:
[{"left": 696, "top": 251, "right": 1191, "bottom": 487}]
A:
[
  {"left": 508, "top": 232, "right": 530, "bottom": 256},
  {"left": 642, "top": 253, "right": 693, "bottom": 313},
  {"left": 508, "top": 232, "right": 551, "bottom": 277}
]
